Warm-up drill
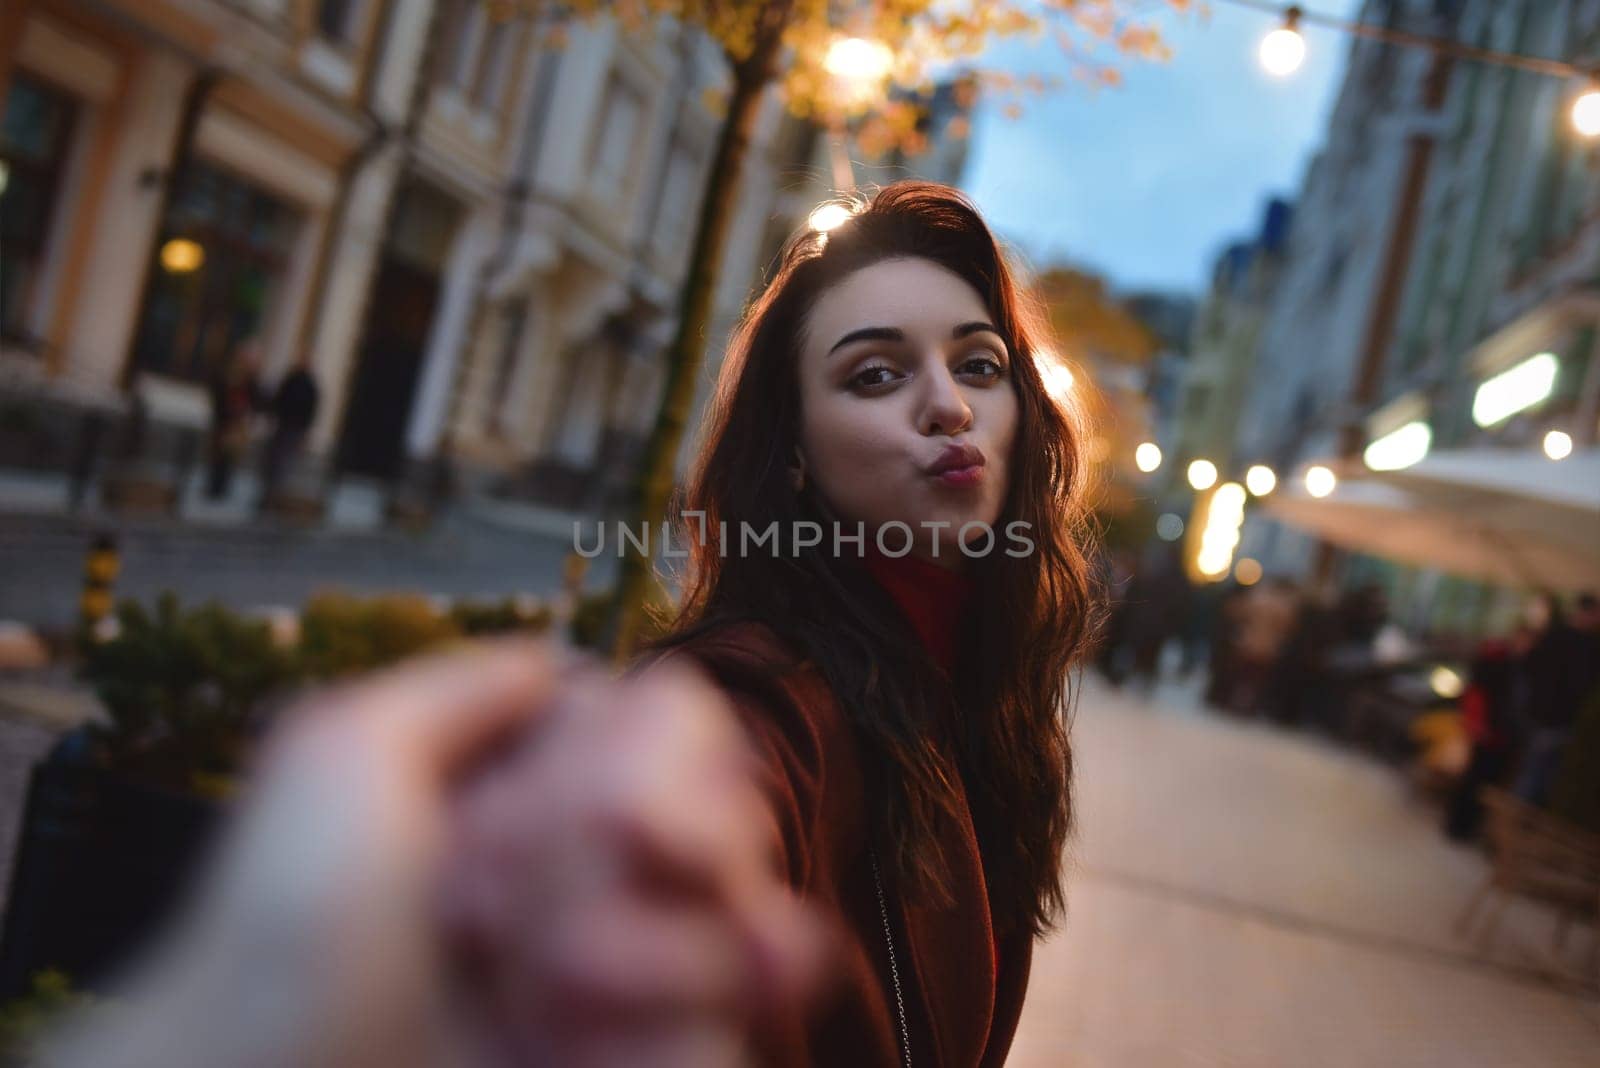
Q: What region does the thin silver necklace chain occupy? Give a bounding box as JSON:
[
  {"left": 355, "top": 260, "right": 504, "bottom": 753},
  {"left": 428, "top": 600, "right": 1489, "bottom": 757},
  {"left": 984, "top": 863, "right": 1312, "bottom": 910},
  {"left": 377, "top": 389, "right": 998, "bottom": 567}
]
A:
[{"left": 870, "top": 848, "right": 913, "bottom": 1068}]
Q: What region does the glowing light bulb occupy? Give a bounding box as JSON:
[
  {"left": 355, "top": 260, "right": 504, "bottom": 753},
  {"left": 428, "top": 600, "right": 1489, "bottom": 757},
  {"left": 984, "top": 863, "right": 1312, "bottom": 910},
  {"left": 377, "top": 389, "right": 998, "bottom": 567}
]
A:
[
  {"left": 160, "top": 237, "right": 205, "bottom": 273},
  {"left": 1573, "top": 84, "right": 1600, "bottom": 139},
  {"left": 1259, "top": 10, "right": 1307, "bottom": 79},
  {"left": 808, "top": 202, "right": 853, "bottom": 232}
]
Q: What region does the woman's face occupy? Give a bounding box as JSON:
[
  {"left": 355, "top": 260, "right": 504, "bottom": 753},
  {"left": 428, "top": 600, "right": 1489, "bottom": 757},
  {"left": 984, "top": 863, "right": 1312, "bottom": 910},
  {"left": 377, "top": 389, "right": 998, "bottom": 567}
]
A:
[{"left": 796, "top": 256, "right": 1019, "bottom": 567}]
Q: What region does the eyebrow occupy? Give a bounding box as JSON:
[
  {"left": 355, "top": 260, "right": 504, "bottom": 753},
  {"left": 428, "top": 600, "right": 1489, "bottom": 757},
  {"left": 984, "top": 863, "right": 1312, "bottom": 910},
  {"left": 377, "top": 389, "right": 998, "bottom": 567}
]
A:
[{"left": 827, "top": 321, "right": 1002, "bottom": 356}]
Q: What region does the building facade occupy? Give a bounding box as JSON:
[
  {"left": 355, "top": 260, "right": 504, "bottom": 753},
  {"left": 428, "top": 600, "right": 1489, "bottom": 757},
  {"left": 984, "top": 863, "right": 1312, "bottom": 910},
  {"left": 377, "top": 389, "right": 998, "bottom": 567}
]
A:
[
  {"left": 1173, "top": 197, "right": 1293, "bottom": 491},
  {"left": 1234, "top": 0, "right": 1600, "bottom": 624},
  {"left": 0, "top": 0, "right": 877, "bottom": 526}
]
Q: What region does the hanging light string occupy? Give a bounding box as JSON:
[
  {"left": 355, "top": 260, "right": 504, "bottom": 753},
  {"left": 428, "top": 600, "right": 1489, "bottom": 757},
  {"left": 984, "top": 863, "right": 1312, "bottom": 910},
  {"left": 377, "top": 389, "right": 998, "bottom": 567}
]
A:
[{"left": 1214, "top": 0, "right": 1595, "bottom": 81}]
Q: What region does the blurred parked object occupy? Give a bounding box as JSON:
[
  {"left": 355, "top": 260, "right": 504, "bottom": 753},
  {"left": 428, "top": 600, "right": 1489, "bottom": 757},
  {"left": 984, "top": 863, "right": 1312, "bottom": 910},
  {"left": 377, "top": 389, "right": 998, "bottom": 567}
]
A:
[
  {"left": 76, "top": 533, "right": 117, "bottom": 635},
  {"left": 0, "top": 622, "right": 49, "bottom": 672},
  {"left": 1456, "top": 788, "right": 1600, "bottom": 983}
]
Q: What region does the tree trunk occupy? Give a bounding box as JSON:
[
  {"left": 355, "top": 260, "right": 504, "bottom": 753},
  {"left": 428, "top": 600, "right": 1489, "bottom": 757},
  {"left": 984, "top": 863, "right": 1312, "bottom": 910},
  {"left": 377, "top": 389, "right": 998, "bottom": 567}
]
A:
[{"left": 607, "top": 4, "right": 794, "bottom": 662}]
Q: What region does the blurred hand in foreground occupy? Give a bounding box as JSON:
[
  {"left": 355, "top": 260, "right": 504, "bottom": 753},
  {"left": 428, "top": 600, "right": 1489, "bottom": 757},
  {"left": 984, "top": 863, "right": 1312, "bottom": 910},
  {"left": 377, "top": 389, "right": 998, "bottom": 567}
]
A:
[{"left": 38, "top": 639, "right": 824, "bottom": 1068}]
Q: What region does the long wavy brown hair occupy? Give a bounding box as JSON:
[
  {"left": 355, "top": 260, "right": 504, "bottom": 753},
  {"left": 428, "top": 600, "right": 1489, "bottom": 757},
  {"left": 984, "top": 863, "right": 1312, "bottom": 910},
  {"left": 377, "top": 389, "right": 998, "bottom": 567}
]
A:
[{"left": 638, "top": 180, "right": 1102, "bottom": 940}]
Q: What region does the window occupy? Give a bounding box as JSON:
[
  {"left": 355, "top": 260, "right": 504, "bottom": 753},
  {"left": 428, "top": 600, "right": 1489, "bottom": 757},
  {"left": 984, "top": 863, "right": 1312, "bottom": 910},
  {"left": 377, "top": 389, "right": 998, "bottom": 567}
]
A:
[
  {"left": 655, "top": 147, "right": 699, "bottom": 252},
  {"left": 473, "top": 20, "right": 516, "bottom": 110},
  {"left": 316, "top": 0, "right": 363, "bottom": 45},
  {"left": 435, "top": 1, "right": 522, "bottom": 112},
  {"left": 131, "top": 160, "right": 301, "bottom": 384},
  {"left": 439, "top": 0, "right": 488, "bottom": 93},
  {"left": 0, "top": 74, "right": 79, "bottom": 347},
  {"left": 591, "top": 76, "right": 644, "bottom": 202}
]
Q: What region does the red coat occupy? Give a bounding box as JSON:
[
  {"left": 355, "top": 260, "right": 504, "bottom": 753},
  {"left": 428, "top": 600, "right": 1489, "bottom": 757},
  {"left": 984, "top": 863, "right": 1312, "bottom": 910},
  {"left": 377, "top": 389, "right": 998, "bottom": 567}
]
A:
[{"left": 662, "top": 614, "right": 1034, "bottom": 1067}]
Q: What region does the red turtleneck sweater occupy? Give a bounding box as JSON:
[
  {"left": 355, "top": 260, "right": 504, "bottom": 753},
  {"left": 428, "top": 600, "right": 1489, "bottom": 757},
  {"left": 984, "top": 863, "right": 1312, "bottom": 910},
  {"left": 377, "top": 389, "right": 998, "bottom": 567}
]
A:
[{"left": 859, "top": 541, "right": 975, "bottom": 676}]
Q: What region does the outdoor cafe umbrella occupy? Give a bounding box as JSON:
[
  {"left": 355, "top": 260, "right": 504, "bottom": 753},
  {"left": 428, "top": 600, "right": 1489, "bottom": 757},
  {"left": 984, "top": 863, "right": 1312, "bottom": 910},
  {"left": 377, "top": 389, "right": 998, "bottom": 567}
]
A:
[
  {"left": 1364, "top": 446, "right": 1600, "bottom": 560},
  {"left": 1262, "top": 469, "right": 1600, "bottom": 593}
]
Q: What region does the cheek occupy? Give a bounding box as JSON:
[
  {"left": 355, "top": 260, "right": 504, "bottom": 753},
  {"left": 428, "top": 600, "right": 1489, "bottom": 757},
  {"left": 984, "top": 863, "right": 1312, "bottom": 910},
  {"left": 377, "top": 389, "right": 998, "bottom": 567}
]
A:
[
  {"left": 804, "top": 402, "right": 905, "bottom": 488},
  {"left": 977, "top": 388, "right": 1019, "bottom": 485}
]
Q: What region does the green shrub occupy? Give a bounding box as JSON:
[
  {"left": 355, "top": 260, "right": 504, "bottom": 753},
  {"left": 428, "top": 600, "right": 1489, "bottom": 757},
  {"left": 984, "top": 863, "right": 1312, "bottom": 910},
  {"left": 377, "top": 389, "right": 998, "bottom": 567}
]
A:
[
  {"left": 296, "top": 592, "right": 461, "bottom": 679},
  {"left": 0, "top": 970, "right": 101, "bottom": 1066},
  {"left": 78, "top": 594, "right": 298, "bottom": 784},
  {"left": 449, "top": 596, "right": 553, "bottom": 637}
]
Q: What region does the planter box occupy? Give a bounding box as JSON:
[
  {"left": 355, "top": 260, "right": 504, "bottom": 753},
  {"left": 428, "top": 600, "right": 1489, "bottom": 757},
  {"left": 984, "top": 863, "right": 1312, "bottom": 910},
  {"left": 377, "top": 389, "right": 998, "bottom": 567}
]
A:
[{"left": 0, "top": 761, "right": 223, "bottom": 999}]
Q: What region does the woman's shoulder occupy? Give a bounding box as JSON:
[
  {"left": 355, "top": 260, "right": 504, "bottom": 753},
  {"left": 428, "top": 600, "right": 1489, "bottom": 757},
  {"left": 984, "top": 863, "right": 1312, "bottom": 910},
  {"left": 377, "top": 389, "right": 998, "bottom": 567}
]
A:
[
  {"left": 649, "top": 619, "right": 834, "bottom": 725},
  {"left": 643, "top": 618, "right": 866, "bottom": 884}
]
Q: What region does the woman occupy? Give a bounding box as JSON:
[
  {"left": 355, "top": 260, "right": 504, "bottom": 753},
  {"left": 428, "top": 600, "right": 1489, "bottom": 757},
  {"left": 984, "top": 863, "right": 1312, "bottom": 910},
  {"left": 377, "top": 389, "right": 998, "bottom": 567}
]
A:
[{"left": 633, "top": 180, "right": 1101, "bottom": 1067}]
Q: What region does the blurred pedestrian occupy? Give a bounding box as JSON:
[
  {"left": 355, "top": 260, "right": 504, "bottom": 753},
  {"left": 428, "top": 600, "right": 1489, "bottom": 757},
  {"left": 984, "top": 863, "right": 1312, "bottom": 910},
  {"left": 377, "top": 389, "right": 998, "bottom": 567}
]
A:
[
  {"left": 1122, "top": 544, "right": 1190, "bottom": 692},
  {"left": 205, "top": 337, "right": 265, "bottom": 501},
  {"left": 1444, "top": 637, "right": 1520, "bottom": 841},
  {"left": 1509, "top": 593, "right": 1593, "bottom": 806},
  {"left": 258, "top": 357, "right": 321, "bottom": 511},
  {"left": 1266, "top": 580, "right": 1340, "bottom": 727},
  {"left": 1226, "top": 578, "right": 1299, "bottom": 716}
]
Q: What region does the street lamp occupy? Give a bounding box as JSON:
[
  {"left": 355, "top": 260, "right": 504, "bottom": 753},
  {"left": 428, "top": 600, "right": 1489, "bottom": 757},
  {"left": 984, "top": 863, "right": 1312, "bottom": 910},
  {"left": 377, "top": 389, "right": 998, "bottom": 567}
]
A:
[
  {"left": 823, "top": 35, "right": 894, "bottom": 192},
  {"left": 808, "top": 202, "right": 854, "bottom": 232},
  {"left": 160, "top": 237, "right": 205, "bottom": 273},
  {"left": 1187, "top": 459, "right": 1218, "bottom": 491},
  {"left": 1259, "top": 7, "right": 1306, "bottom": 78}
]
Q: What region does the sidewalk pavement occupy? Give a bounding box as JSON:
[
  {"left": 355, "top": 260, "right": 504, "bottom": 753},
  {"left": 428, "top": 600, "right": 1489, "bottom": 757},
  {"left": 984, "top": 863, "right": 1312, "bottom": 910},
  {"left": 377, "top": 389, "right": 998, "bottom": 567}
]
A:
[{"left": 1009, "top": 676, "right": 1600, "bottom": 1066}]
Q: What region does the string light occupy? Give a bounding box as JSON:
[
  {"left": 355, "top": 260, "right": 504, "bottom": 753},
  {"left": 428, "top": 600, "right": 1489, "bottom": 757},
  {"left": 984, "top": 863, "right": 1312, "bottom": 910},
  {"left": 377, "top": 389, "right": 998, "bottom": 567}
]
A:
[
  {"left": 1573, "top": 78, "right": 1600, "bottom": 138},
  {"left": 1219, "top": 0, "right": 1600, "bottom": 138},
  {"left": 1258, "top": 7, "right": 1306, "bottom": 78}
]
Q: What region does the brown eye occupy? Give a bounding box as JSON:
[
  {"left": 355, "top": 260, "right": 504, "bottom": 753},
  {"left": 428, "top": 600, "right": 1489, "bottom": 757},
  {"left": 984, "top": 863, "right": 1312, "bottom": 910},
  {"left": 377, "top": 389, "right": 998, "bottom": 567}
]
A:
[
  {"left": 960, "top": 354, "right": 1005, "bottom": 379},
  {"left": 849, "top": 363, "right": 900, "bottom": 390}
]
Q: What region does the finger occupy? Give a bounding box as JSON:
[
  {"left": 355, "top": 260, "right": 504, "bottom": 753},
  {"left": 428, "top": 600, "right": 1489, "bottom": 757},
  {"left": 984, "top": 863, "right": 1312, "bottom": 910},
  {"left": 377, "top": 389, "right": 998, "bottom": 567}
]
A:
[
  {"left": 730, "top": 886, "right": 835, "bottom": 1019},
  {"left": 347, "top": 637, "right": 588, "bottom": 778},
  {"left": 531, "top": 901, "right": 751, "bottom": 1021}
]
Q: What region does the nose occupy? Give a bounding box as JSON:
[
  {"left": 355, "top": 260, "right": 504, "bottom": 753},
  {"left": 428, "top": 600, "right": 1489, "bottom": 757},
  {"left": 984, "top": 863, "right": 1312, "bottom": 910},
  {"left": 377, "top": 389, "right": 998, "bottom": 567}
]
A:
[{"left": 917, "top": 360, "right": 973, "bottom": 438}]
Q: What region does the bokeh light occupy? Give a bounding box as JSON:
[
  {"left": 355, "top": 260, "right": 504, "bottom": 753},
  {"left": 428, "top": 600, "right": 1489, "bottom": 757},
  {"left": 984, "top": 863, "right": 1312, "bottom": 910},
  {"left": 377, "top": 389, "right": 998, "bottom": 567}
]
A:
[
  {"left": 1245, "top": 464, "right": 1277, "bottom": 497},
  {"left": 1136, "top": 441, "right": 1163, "bottom": 473},
  {"left": 1187, "top": 459, "right": 1218, "bottom": 491},
  {"left": 1305, "top": 464, "right": 1337, "bottom": 498}
]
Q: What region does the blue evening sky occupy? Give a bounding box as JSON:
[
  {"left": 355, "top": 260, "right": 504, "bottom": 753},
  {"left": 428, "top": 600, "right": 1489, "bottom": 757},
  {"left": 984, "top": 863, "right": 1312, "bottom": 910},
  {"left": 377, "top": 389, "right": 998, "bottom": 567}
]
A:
[{"left": 962, "top": 0, "right": 1365, "bottom": 295}]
